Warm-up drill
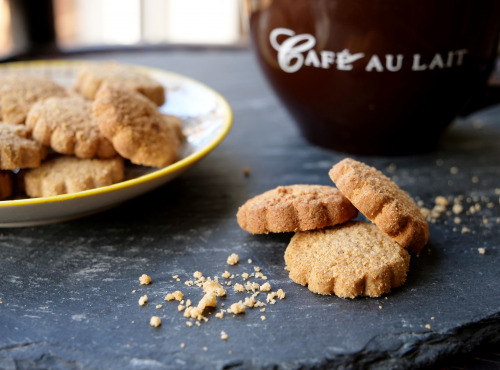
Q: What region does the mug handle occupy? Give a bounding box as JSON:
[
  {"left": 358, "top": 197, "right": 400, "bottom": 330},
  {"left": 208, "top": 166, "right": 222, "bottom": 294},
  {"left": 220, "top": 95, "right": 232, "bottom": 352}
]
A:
[{"left": 459, "top": 56, "right": 500, "bottom": 116}]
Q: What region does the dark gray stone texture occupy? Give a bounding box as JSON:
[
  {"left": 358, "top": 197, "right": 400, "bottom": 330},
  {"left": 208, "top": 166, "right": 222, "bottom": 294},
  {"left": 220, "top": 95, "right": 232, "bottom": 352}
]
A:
[{"left": 0, "top": 49, "right": 499, "bottom": 369}]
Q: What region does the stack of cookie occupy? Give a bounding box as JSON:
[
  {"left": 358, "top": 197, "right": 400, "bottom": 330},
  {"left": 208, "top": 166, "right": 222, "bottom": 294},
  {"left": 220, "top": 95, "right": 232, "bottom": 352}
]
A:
[
  {"left": 0, "top": 62, "right": 183, "bottom": 199},
  {"left": 237, "top": 158, "right": 429, "bottom": 298}
]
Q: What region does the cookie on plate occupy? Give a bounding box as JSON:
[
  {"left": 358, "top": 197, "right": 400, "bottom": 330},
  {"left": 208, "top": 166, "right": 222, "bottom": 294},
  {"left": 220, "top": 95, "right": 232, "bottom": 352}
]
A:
[
  {"left": 0, "top": 170, "right": 14, "bottom": 200},
  {"left": 284, "top": 221, "right": 410, "bottom": 298},
  {"left": 237, "top": 184, "right": 358, "bottom": 234},
  {"left": 0, "top": 122, "right": 47, "bottom": 170},
  {"left": 26, "top": 96, "right": 116, "bottom": 159},
  {"left": 24, "top": 155, "right": 124, "bottom": 197},
  {"left": 75, "top": 62, "right": 165, "bottom": 105},
  {"left": 329, "top": 158, "right": 428, "bottom": 254},
  {"left": 93, "top": 85, "right": 180, "bottom": 168},
  {"left": 0, "top": 74, "right": 67, "bottom": 124}
]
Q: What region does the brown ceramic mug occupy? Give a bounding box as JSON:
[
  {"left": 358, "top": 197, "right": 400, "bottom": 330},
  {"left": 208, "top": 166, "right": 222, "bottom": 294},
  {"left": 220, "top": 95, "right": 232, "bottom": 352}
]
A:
[{"left": 248, "top": 0, "right": 500, "bottom": 155}]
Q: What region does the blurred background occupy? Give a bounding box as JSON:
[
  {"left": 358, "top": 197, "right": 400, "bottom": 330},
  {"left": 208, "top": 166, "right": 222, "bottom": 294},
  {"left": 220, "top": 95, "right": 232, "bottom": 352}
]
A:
[{"left": 0, "top": 0, "right": 250, "bottom": 60}]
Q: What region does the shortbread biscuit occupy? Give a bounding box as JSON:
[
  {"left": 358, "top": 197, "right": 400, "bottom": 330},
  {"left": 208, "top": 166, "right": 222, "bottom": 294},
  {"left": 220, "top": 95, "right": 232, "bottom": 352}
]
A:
[
  {"left": 237, "top": 185, "right": 358, "bottom": 233},
  {"left": 75, "top": 62, "right": 165, "bottom": 105},
  {"left": 284, "top": 221, "right": 410, "bottom": 298},
  {"left": 26, "top": 96, "right": 116, "bottom": 158},
  {"left": 0, "top": 123, "right": 47, "bottom": 169},
  {"left": 93, "top": 85, "right": 179, "bottom": 167},
  {"left": 0, "top": 170, "right": 14, "bottom": 200},
  {"left": 24, "top": 156, "right": 124, "bottom": 197},
  {"left": 0, "top": 74, "right": 67, "bottom": 124},
  {"left": 329, "top": 158, "right": 429, "bottom": 254}
]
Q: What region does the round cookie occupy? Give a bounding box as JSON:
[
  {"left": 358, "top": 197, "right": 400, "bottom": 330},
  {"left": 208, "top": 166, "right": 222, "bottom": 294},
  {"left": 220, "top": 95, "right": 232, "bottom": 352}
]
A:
[
  {"left": 24, "top": 156, "right": 124, "bottom": 197},
  {"left": 329, "top": 158, "right": 429, "bottom": 254},
  {"left": 0, "top": 123, "right": 47, "bottom": 170},
  {"left": 75, "top": 62, "right": 165, "bottom": 106},
  {"left": 26, "top": 96, "right": 116, "bottom": 159},
  {"left": 237, "top": 184, "right": 358, "bottom": 233},
  {"left": 93, "top": 85, "right": 179, "bottom": 168},
  {"left": 284, "top": 221, "right": 410, "bottom": 298},
  {"left": 0, "top": 74, "right": 67, "bottom": 124}
]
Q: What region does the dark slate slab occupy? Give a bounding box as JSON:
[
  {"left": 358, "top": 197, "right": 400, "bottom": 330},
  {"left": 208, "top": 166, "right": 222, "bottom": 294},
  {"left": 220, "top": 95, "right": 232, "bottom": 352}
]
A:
[{"left": 0, "top": 49, "right": 499, "bottom": 369}]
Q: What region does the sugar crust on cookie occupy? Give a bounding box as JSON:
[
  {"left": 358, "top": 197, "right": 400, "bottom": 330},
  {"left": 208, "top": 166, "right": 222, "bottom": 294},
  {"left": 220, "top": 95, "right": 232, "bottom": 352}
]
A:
[
  {"left": 284, "top": 221, "right": 410, "bottom": 298},
  {"left": 24, "top": 156, "right": 124, "bottom": 197},
  {"left": 93, "top": 85, "right": 179, "bottom": 168},
  {"left": 26, "top": 96, "right": 116, "bottom": 159},
  {"left": 0, "top": 74, "right": 67, "bottom": 124},
  {"left": 329, "top": 158, "right": 429, "bottom": 254},
  {"left": 237, "top": 184, "right": 358, "bottom": 233},
  {"left": 0, "top": 123, "right": 47, "bottom": 170},
  {"left": 75, "top": 62, "right": 165, "bottom": 106}
]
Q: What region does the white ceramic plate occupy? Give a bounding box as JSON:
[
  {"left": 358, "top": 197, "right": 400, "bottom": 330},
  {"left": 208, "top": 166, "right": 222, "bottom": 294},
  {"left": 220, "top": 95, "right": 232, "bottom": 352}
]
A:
[{"left": 0, "top": 60, "right": 233, "bottom": 227}]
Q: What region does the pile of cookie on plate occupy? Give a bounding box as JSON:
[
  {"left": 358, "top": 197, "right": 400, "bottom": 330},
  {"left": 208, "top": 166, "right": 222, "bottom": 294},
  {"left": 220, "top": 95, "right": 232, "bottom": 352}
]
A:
[
  {"left": 237, "top": 158, "right": 429, "bottom": 298},
  {"left": 0, "top": 62, "right": 183, "bottom": 200}
]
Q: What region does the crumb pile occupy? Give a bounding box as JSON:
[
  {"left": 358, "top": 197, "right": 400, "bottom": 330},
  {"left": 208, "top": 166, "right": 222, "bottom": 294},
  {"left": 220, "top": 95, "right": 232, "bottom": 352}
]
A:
[{"left": 135, "top": 254, "right": 285, "bottom": 338}]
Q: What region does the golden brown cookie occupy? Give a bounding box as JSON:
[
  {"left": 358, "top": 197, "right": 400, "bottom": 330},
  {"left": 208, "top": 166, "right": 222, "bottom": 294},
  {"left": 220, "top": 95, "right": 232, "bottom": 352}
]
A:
[
  {"left": 329, "top": 158, "right": 429, "bottom": 254},
  {"left": 0, "top": 170, "right": 14, "bottom": 200},
  {"left": 75, "top": 62, "right": 165, "bottom": 105},
  {"left": 24, "top": 156, "right": 124, "bottom": 197},
  {"left": 284, "top": 221, "right": 410, "bottom": 298},
  {"left": 0, "top": 74, "right": 67, "bottom": 124},
  {"left": 0, "top": 123, "right": 47, "bottom": 170},
  {"left": 26, "top": 96, "right": 116, "bottom": 159},
  {"left": 237, "top": 184, "right": 358, "bottom": 233},
  {"left": 93, "top": 85, "right": 179, "bottom": 168}
]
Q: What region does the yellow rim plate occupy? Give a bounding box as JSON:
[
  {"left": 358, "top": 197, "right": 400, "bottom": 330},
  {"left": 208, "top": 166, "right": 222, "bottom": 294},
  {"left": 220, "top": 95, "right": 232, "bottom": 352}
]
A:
[{"left": 0, "top": 60, "right": 233, "bottom": 226}]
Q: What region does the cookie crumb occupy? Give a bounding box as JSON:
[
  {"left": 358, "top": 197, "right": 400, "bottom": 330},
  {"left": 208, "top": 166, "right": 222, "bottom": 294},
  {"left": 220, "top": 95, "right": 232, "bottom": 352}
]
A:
[
  {"left": 260, "top": 315, "right": 266, "bottom": 321},
  {"left": 435, "top": 196, "right": 449, "bottom": 206},
  {"left": 215, "top": 310, "right": 225, "bottom": 319},
  {"left": 203, "top": 346, "right": 208, "bottom": 352},
  {"left": 139, "top": 274, "right": 152, "bottom": 285},
  {"left": 138, "top": 295, "right": 148, "bottom": 306},
  {"left": 180, "top": 343, "right": 185, "bottom": 349},
  {"left": 260, "top": 282, "right": 271, "bottom": 292},
  {"left": 203, "top": 279, "right": 227, "bottom": 297},
  {"left": 425, "top": 324, "right": 431, "bottom": 330},
  {"left": 227, "top": 253, "right": 239, "bottom": 265},
  {"left": 222, "top": 271, "right": 231, "bottom": 279},
  {"left": 247, "top": 258, "right": 253, "bottom": 264},
  {"left": 462, "top": 227, "right": 471, "bottom": 234},
  {"left": 450, "top": 167, "right": 459, "bottom": 175},
  {"left": 228, "top": 301, "right": 246, "bottom": 314},
  {"left": 220, "top": 331, "right": 228, "bottom": 340},
  {"left": 478, "top": 248, "right": 486, "bottom": 255},
  {"left": 186, "top": 321, "right": 193, "bottom": 327},
  {"left": 149, "top": 316, "right": 161, "bottom": 327},
  {"left": 155, "top": 304, "right": 162, "bottom": 309},
  {"left": 198, "top": 292, "right": 217, "bottom": 309},
  {"left": 276, "top": 289, "right": 285, "bottom": 300}
]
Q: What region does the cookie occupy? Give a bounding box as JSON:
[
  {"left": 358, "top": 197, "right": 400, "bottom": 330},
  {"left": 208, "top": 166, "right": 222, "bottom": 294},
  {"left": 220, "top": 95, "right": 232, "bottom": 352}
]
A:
[
  {"left": 75, "top": 62, "right": 165, "bottom": 105},
  {"left": 0, "top": 170, "right": 14, "bottom": 200},
  {"left": 237, "top": 184, "right": 358, "bottom": 233},
  {"left": 0, "top": 123, "right": 47, "bottom": 170},
  {"left": 93, "top": 85, "right": 179, "bottom": 168},
  {"left": 329, "top": 158, "right": 429, "bottom": 254},
  {"left": 284, "top": 221, "right": 410, "bottom": 298},
  {"left": 26, "top": 96, "right": 117, "bottom": 158},
  {"left": 24, "top": 156, "right": 124, "bottom": 197},
  {"left": 0, "top": 74, "right": 67, "bottom": 124}
]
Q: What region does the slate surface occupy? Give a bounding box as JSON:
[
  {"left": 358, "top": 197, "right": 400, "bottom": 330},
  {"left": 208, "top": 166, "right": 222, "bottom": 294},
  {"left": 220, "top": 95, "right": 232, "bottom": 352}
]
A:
[{"left": 0, "top": 49, "right": 499, "bottom": 369}]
